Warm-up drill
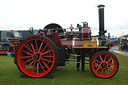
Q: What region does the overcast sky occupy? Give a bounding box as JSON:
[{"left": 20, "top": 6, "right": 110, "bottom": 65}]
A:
[{"left": 0, "top": 0, "right": 128, "bottom": 37}]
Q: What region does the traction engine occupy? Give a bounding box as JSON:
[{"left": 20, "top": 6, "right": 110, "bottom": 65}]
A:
[{"left": 11, "top": 5, "right": 119, "bottom": 78}]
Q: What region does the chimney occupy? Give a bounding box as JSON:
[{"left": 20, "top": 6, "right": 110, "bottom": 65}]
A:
[
  {"left": 97, "top": 5, "right": 106, "bottom": 36},
  {"left": 108, "top": 33, "right": 110, "bottom": 39}
]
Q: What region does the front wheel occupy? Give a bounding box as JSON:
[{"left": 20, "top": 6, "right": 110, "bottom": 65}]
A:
[
  {"left": 90, "top": 51, "right": 119, "bottom": 78},
  {"left": 16, "top": 35, "right": 58, "bottom": 77}
]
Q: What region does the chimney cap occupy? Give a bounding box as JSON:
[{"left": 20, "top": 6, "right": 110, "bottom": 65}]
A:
[{"left": 97, "top": 5, "right": 105, "bottom": 9}]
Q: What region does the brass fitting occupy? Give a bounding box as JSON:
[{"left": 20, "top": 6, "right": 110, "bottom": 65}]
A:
[{"left": 97, "top": 5, "right": 105, "bottom": 9}]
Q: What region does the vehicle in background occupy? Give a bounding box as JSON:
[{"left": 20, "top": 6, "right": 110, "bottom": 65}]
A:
[
  {"left": 119, "top": 35, "right": 128, "bottom": 51},
  {"left": 0, "top": 30, "right": 20, "bottom": 54},
  {"left": 18, "top": 29, "right": 38, "bottom": 40}
]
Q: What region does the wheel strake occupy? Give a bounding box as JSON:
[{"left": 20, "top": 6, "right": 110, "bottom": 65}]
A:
[
  {"left": 16, "top": 36, "right": 56, "bottom": 77},
  {"left": 90, "top": 51, "right": 119, "bottom": 78}
]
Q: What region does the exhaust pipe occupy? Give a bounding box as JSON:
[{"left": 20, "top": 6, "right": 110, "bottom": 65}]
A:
[
  {"left": 97, "top": 5, "right": 106, "bottom": 36},
  {"left": 108, "top": 33, "right": 110, "bottom": 39},
  {"left": 97, "top": 5, "right": 108, "bottom": 46}
]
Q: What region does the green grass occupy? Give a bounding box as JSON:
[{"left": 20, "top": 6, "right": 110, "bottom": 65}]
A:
[
  {"left": 115, "top": 44, "right": 121, "bottom": 47},
  {"left": 0, "top": 53, "right": 128, "bottom": 85}
]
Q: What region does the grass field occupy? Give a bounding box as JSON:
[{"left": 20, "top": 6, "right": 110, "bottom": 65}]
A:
[{"left": 0, "top": 53, "right": 128, "bottom": 85}]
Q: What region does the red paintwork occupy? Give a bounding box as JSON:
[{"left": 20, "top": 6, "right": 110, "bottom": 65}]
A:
[
  {"left": 39, "top": 29, "right": 90, "bottom": 49},
  {"left": 60, "top": 39, "right": 83, "bottom": 48},
  {"left": 0, "top": 50, "right": 9, "bottom": 54},
  {"left": 16, "top": 37, "right": 55, "bottom": 77},
  {"left": 43, "top": 27, "right": 90, "bottom": 49},
  {"left": 91, "top": 53, "right": 118, "bottom": 78},
  {"left": 46, "top": 33, "right": 62, "bottom": 47},
  {"left": 9, "top": 40, "right": 19, "bottom": 54},
  {"left": 81, "top": 28, "right": 90, "bottom": 40},
  {"left": 41, "top": 32, "right": 84, "bottom": 49},
  {"left": 38, "top": 32, "right": 46, "bottom": 36},
  {"left": 9, "top": 27, "right": 91, "bottom": 55}
]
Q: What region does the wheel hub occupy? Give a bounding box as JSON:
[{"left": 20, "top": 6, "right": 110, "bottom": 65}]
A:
[
  {"left": 101, "top": 63, "right": 107, "bottom": 68},
  {"left": 33, "top": 53, "right": 40, "bottom": 60}
]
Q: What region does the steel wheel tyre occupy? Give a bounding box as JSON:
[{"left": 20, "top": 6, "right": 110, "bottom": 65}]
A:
[
  {"left": 90, "top": 51, "right": 119, "bottom": 78},
  {"left": 16, "top": 35, "right": 58, "bottom": 77}
]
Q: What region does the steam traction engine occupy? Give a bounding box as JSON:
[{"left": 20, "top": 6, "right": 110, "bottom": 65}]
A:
[{"left": 12, "top": 5, "right": 119, "bottom": 78}]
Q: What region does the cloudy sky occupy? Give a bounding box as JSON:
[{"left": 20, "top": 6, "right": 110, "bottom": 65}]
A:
[{"left": 0, "top": 0, "right": 128, "bottom": 37}]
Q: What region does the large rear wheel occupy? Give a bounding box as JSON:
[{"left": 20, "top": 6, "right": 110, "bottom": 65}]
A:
[
  {"left": 90, "top": 51, "right": 119, "bottom": 78},
  {"left": 16, "top": 35, "right": 58, "bottom": 77}
]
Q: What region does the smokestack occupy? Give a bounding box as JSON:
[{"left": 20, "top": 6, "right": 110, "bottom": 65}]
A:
[
  {"left": 108, "top": 33, "right": 110, "bottom": 39},
  {"left": 97, "top": 5, "right": 106, "bottom": 36}
]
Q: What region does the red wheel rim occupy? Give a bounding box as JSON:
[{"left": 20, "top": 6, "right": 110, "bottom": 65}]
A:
[
  {"left": 91, "top": 53, "right": 118, "bottom": 78},
  {"left": 17, "top": 37, "right": 55, "bottom": 77}
]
